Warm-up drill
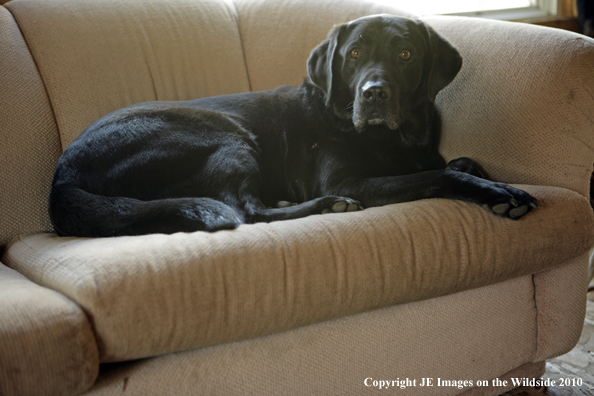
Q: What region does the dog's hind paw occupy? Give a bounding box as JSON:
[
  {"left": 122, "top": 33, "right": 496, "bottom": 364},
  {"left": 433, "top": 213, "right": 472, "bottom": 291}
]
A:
[
  {"left": 276, "top": 200, "right": 298, "bottom": 208},
  {"left": 320, "top": 197, "right": 363, "bottom": 214}
]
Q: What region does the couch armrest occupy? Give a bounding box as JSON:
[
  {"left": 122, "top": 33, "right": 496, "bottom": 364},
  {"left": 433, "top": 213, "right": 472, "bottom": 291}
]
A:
[
  {"left": 0, "top": 262, "right": 99, "bottom": 396},
  {"left": 533, "top": 253, "right": 590, "bottom": 361},
  {"left": 425, "top": 16, "right": 594, "bottom": 197}
]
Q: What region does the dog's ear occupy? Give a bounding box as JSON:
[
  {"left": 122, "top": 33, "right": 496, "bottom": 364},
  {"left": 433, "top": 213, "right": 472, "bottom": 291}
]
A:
[
  {"left": 307, "top": 24, "right": 344, "bottom": 107},
  {"left": 422, "top": 22, "right": 462, "bottom": 102}
]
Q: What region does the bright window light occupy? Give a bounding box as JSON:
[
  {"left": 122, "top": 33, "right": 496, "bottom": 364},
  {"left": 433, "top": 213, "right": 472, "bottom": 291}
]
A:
[{"left": 370, "top": 0, "right": 538, "bottom": 16}]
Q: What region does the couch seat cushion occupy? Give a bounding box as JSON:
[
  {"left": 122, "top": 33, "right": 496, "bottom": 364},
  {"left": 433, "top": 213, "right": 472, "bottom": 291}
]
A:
[{"left": 3, "top": 185, "right": 593, "bottom": 362}]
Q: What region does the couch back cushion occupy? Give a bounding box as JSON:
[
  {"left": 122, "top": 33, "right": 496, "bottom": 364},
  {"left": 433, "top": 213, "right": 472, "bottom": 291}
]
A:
[
  {"left": 5, "top": 0, "right": 251, "bottom": 149},
  {"left": 233, "top": 0, "right": 415, "bottom": 91}
]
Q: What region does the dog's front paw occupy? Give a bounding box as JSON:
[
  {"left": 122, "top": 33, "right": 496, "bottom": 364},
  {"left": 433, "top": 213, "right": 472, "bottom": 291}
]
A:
[
  {"left": 481, "top": 183, "right": 540, "bottom": 219},
  {"left": 320, "top": 196, "right": 363, "bottom": 214}
]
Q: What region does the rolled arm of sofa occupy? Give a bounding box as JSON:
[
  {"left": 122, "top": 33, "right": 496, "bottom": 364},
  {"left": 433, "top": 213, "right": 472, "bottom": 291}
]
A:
[
  {"left": 425, "top": 16, "right": 594, "bottom": 197},
  {"left": 0, "top": 262, "right": 99, "bottom": 396}
]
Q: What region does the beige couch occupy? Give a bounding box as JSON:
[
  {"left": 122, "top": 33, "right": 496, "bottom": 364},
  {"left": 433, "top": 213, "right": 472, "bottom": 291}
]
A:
[{"left": 1, "top": 0, "right": 594, "bottom": 395}]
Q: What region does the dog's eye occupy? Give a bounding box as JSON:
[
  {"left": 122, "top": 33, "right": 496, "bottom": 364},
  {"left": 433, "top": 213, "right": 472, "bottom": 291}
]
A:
[
  {"left": 399, "top": 49, "right": 412, "bottom": 61},
  {"left": 349, "top": 48, "right": 362, "bottom": 59}
]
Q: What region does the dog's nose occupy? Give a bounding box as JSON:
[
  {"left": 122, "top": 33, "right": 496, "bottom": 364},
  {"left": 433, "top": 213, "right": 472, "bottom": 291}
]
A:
[{"left": 362, "top": 81, "right": 391, "bottom": 103}]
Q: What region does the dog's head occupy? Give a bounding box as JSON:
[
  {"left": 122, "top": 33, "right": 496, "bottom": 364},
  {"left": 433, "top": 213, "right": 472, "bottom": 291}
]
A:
[{"left": 307, "top": 15, "right": 462, "bottom": 132}]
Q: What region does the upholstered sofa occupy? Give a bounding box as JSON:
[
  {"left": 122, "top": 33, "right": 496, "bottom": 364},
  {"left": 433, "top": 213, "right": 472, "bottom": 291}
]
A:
[{"left": 1, "top": 0, "right": 594, "bottom": 395}]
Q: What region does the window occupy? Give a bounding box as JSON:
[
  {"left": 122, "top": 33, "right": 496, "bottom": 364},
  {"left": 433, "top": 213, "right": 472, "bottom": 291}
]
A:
[{"left": 370, "top": 0, "right": 560, "bottom": 19}]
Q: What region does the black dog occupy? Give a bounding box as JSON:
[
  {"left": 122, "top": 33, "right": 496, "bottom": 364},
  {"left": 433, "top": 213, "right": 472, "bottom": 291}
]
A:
[{"left": 49, "top": 14, "right": 539, "bottom": 237}]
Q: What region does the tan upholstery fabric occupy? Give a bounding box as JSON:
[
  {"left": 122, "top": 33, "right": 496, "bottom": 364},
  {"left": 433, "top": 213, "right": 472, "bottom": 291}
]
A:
[
  {"left": 86, "top": 275, "right": 537, "bottom": 396},
  {"left": 424, "top": 16, "right": 594, "bottom": 197},
  {"left": 534, "top": 253, "right": 590, "bottom": 361},
  {"left": 233, "top": 0, "right": 415, "bottom": 91},
  {"left": 5, "top": 0, "right": 251, "bottom": 149},
  {"left": 0, "top": 262, "right": 99, "bottom": 396},
  {"left": 0, "top": 6, "right": 61, "bottom": 250},
  {"left": 1, "top": 0, "right": 592, "bottom": 391},
  {"left": 3, "top": 185, "right": 592, "bottom": 362}
]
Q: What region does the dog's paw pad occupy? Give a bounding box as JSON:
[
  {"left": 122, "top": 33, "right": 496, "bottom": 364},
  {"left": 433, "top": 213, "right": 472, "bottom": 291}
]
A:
[
  {"left": 509, "top": 205, "right": 528, "bottom": 218},
  {"left": 492, "top": 203, "right": 510, "bottom": 215},
  {"left": 332, "top": 201, "right": 348, "bottom": 212},
  {"left": 347, "top": 203, "right": 360, "bottom": 212},
  {"left": 481, "top": 183, "right": 540, "bottom": 220},
  {"left": 277, "top": 200, "right": 297, "bottom": 208}
]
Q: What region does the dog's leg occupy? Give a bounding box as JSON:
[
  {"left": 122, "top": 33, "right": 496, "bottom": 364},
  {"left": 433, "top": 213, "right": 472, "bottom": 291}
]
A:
[
  {"left": 445, "top": 157, "right": 484, "bottom": 178},
  {"left": 328, "top": 169, "right": 539, "bottom": 220},
  {"left": 244, "top": 196, "right": 363, "bottom": 223},
  {"left": 50, "top": 184, "right": 243, "bottom": 237}
]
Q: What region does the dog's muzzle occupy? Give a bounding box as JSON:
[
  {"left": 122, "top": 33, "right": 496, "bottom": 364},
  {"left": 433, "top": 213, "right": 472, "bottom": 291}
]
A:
[{"left": 353, "top": 80, "right": 399, "bottom": 132}]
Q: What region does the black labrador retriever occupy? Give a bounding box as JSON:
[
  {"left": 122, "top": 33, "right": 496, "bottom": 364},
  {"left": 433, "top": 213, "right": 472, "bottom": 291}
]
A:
[{"left": 49, "top": 14, "right": 539, "bottom": 237}]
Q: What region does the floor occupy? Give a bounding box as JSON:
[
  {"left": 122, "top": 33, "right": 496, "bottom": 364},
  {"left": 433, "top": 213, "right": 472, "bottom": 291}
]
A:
[{"left": 504, "top": 279, "right": 594, "bottom": 396}]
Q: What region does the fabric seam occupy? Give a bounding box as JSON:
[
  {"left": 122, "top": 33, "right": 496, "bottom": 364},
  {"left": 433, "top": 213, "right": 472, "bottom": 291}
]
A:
[
  {"left": 531, "top": 273, "right": 542, "bottom": 362},
  {"left": 228, "top": 0, "right": 253, "bottom": 92}
]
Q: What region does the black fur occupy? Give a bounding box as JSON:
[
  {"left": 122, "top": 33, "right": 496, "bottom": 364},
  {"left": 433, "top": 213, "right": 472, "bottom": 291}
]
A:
[{"left": 49, "top": 15, "right": 539, "bottom": 237}]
